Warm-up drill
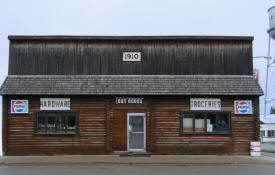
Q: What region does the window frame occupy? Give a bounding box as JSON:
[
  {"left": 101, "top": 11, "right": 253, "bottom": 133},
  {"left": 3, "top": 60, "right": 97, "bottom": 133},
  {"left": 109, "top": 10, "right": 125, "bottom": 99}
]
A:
[
  {"left": 260, "top": 130, "right": 265, "bottom": 137},
  {"left": 180, "top": 111, "right": 232, "bottom": 135},
  {"left": 35, "top": 110, "right": 79, "bottom": 136},
  {"left": 267, "top": 130, "right": 275, "bottom": 137}
]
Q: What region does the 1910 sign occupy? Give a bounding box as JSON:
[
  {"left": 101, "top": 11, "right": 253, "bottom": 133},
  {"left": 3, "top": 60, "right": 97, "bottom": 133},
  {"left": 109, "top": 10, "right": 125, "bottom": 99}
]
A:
[{"left": 123, "top": 52, "right": 141, "bottom": 62}]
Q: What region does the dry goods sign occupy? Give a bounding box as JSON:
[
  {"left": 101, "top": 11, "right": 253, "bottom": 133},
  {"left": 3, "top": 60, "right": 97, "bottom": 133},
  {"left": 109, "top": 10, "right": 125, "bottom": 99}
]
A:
[{"left": 116, "top": 97, "right": 143, "bottom": 104}]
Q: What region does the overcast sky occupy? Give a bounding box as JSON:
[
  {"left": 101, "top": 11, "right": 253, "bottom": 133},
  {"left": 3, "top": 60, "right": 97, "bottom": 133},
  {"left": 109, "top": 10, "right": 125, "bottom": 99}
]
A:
[
  {"left": 0, "top": 0, "right": 275, "bottom": 140},
  {"left": 1, "top": 0, "right": 275, "bottom": 79}
]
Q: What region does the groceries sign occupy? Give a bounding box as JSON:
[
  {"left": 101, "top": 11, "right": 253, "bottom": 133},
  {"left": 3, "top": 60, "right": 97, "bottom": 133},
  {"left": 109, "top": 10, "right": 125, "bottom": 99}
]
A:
[
  {"left": 190, "top": 98, "right": 221, "bottom": 111},
  {"left": 40, "top": 98, "right": 70, "bottom": 110},
  {"left": 11, "top": 100, "right": 28, "bottom": 114}
]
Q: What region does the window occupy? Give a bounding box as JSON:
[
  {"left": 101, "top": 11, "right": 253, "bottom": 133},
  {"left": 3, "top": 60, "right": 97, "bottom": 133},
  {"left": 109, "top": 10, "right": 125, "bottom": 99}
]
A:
[
  {"left": 180, "top": 112, "right": 231, "bottom": 134},
  {"left": 36, "top": 111, "right": 78, "bottom": 135},
  {"left": 260, "top": 131, "right": 265, "bottom": 137},
  {"left": 267, "top": 130, "right": 275, "bottom": 137}
]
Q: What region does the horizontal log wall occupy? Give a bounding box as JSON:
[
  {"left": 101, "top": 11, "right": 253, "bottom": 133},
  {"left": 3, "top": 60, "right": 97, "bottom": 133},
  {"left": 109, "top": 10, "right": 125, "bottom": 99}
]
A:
[
  {"left": 151, "top": 97, "right": 259, "bottom": 154},
  {"left": 5, "top": 96, "right": 107, "bottom": 155},
  {"left": 3, "top": 96, "right": 259, "bottom": 155}
]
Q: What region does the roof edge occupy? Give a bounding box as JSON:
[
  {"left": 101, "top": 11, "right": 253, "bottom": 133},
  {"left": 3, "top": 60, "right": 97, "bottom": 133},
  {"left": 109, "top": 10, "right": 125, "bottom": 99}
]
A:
[
  {"left": 0, "top": 74, "right": 263, "bottom": 96},
  {"left": 8, "top": 35, "right": 254, "bottom": 41}
]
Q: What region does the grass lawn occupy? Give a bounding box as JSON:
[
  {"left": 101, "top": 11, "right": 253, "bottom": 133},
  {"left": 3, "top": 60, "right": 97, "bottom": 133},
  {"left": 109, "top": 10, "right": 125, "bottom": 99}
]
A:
[{"left": 262, "top": 149, "right": 275, "bottom": 153}]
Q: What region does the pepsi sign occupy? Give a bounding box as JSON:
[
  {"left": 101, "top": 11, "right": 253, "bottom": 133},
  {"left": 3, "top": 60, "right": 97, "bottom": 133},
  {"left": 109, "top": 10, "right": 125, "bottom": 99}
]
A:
[
  {"left": 11, "top": 100, "right": 28, "bottom": 114},
  {"left": 234, "top": 100, "right": 252, "bottom": 114}
]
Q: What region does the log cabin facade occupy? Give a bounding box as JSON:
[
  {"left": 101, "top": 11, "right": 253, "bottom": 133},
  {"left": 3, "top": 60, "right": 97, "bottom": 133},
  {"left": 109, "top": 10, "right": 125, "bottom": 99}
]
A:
[{"left": 0, "top": 36, "right": 263, "bottom": 155}]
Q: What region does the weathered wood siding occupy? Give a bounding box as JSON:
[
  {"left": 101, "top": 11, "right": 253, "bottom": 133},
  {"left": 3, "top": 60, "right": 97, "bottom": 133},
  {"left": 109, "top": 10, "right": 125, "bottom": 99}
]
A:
[
  {"left": 8, "top": 39, "right": 253, "bottom": 75},
  {"left": 151, "top": 96, "right": 259, "bottom": 154},
  {"left": 5, "top": 96, "right": 107, "bottom": 155},
  {"left": 112, "top": 110, "right": 127, "bottom": 151},
  {"left": 3, "top": 95, "right": 259, "bottom": 155}
]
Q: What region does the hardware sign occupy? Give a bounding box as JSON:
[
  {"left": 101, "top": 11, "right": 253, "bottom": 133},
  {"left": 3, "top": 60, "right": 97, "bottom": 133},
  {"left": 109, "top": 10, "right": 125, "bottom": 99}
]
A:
[
  {"left": 234, "top": 100, "right": 252, "bottom": 114},
  {"left": 40, "top": 98, "right": 70, "bottom": 110},
  {"left": 11, "top": 100, "right": 28, "bottom": 113},
  {"left": 123, "top": 52, "right": 141, "bottom": 62}
]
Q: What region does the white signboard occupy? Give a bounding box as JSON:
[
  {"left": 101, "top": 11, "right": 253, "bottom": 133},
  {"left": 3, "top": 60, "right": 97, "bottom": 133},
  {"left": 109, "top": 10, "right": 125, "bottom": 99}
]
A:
[
  {"left": 190, "top": 98, "right": 221, "bottom": 111},
  {"left": 40, "top": 98, "right": 70, "bottom": 110},
  {"left": 123, "top": 52, "right": 141, "bottom": 62},
  {"left": 116, "top": 97, "right": 143, "bottom": 104}
]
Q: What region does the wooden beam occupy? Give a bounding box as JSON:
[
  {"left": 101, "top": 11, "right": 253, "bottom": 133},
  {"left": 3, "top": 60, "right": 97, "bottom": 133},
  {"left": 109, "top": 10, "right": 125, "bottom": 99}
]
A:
[
  {"left": 106, "top": 100, "right": 111, "bottom": 152},
  {"left": 2, "top": 96, "right": 8, "bottom": 155}
]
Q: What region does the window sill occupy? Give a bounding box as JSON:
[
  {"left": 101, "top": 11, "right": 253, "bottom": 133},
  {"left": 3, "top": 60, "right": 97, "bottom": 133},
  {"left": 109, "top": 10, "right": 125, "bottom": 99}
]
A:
[
  {"left": 34, "top": 132, "right": 78, "bottom": 136},
  {"left": 179, "top": 132, "right": 231, "bottom": 136}
]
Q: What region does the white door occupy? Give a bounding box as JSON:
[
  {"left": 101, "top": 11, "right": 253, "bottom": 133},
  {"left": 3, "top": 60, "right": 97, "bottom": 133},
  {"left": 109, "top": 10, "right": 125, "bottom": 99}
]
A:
[{"left": 127, "top": 113, "right": 146, "bottom": 152}]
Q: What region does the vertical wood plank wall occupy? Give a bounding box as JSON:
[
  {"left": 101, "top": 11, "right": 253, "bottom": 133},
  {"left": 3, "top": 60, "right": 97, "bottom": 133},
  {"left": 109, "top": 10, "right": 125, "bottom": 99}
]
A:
[
  {"left": 8, "top": 40, "right": 253, "bottom": 76},
  {"left": 3, "top": 96, "right": 259, "bottom": 155}
]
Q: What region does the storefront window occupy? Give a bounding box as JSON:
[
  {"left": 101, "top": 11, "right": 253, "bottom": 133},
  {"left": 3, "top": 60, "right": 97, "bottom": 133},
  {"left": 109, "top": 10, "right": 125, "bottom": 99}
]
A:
[
  {"left": 67, "top": 115, "right": 76, "bottom": 134},
  {"left": 37, "top": 115, "right": 46, "bottom": 132},
  {"left": 36, "top": 111, "right": 78, "bottom": 135},
  {"left": 217, "top": 113, "right": 229, "bottom": 132},
  {"left": 57, "top": 115, "right": 66, "bottom": 133},
  {"left": 206, "top": 114, "right": 216, "bottom": 132},
  {"left": 181, "top": 112, "right": 230, "bottom": 134},
  {"left": 182, "top": 114, "right": 193, "bottom": 132},
  {"left": 195, "top": 114, "right": 205, "bottom": 133},
  {"left": 47, "top": 115, "right": 56, "bottom": 133}
]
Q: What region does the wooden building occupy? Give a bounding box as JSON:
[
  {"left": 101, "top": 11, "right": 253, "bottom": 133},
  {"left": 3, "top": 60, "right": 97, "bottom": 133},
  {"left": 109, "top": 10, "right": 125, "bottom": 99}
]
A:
[{"left": 0, "top": 36, "right": 263, "bottom": 155}]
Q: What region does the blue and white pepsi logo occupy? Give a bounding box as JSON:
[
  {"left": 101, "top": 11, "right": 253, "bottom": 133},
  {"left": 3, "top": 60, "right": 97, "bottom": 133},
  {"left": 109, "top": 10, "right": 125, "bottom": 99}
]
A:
[
  {"left": 237, "top": 101, "right": 250, "bottom": 113},
  {"left": 11, "top": 100, "right": 28, "bottom": 113},
  {"left": 234, "top": 100, "right": 252, "bottom": 114}
]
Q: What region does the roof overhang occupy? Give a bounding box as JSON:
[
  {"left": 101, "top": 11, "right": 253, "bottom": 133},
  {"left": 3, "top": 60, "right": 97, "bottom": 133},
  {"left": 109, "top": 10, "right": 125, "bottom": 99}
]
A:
[{"left": 0, "top": 75, "right": 263, "bottom": 96}]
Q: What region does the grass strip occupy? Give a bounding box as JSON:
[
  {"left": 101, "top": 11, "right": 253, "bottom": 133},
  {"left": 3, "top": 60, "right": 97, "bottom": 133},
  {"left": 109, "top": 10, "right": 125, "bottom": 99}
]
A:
[{"left": 262, "top": 149, "right": 275, "bottom": 153}]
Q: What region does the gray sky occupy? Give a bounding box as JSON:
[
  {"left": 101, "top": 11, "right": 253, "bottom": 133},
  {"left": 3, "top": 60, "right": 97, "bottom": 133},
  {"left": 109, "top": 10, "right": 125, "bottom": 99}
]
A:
[{"left": 0, "top": 1, "right": 275, "bottom": 117}]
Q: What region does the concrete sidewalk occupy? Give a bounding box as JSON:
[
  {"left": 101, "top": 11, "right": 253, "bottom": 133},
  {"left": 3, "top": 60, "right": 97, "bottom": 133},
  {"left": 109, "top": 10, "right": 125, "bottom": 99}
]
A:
[{"left": 0, "top": 155, "right": 275, "bottom": 165}]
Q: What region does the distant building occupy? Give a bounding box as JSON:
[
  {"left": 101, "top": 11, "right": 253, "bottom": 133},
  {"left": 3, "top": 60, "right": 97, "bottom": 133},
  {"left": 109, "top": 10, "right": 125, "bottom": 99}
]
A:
[
  {"left": 260, "top": 121, "right": 275, "bottom": 142},
  {"left": 0, "top": 35, "right": 263, "bottom": 155},
  {"left": 260, "top": 115, "right": 275, "bottom": 142}
]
